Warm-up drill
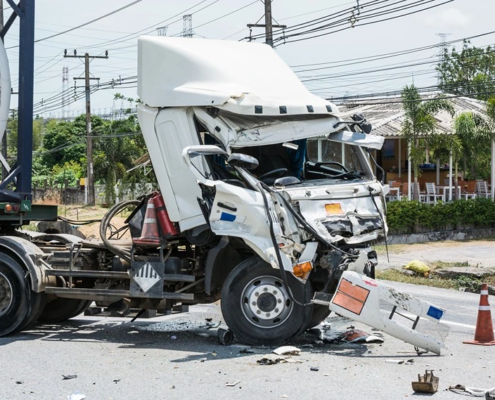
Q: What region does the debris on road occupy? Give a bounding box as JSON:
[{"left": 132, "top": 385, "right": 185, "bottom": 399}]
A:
[
  {"left": 272, "top": 346, "right": 301, "bottom": 355},
  {"left": 217, "top": 328, "right": 234, "bottom": 345},
  {"left": 386, "top": 359, "right": 414, "bottom": 365},
  {"left": 411, "top": 370, "right": 439, "bottom": 393},
  {"left": 67, "top": 391, "right": 86, "bottom": 400},
  {"left": 257, "top": 358, "right": 285, "bottom": 365},
  {"left": 62, "top": 375, "right": 78, "bottom": 380},
  {"left": 15, "top": 381, "right": 24, "bottom": 384},
  {"left": 449, "top": 384, "right": 495, "bottom": 398},
  {"left": 239, "top": 348, "right": 255, "bottom": 354},
  {"left": 340, "top": 329, "right": 384, "bottom": 343},
  {"left": 257, "top": 357, "right": 303, "bottom": 365},
  {"left": 310, "top": 367, "right": 319, "bottom": 372},
  {"left": 226, "top": 380, "right": 241, "bottom": 387}
]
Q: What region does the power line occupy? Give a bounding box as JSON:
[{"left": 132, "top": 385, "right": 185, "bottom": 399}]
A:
[{"left": 6, "top": 0, "right": 143, "bottom": 49}]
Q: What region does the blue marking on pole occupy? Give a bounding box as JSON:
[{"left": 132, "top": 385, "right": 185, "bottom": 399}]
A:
[
  {"left": 220, "top": 212, "right": 236, "bottom": 222},
  {"left": 427, "top": 306, "right": 444, "bottom": 320}
]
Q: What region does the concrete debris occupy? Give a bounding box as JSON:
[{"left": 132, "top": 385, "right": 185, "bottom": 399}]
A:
[
  {"left": 435, "top": 267, "right": 495, "bottom": 279},
  {"left": 62, "top": 375, "right": 78, "bottom": 380},
  {"left": 272, "top": 346, "right": 301, "bottom": 356}
]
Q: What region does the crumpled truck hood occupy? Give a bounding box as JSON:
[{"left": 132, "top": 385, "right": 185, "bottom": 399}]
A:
[{"left": 280, "top": 180, "right": 387, "bottom": 244}]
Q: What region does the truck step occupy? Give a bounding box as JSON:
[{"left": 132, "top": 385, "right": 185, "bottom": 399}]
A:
[
  {"left": 45, "top": 287, "right": 194, "bottom": 301},
  {"left": 45, "top": 269, "right": 195, "bottom": 282}
]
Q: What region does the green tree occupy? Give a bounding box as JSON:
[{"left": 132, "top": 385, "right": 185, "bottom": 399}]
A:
[
  {"left": 436, "top": 41, "right": 495, "bottom": 100},
  {"left": 454, "top": 112, "right": 493, "bottom": 179},
  {"left": 93, "top": 115, "right": 146, "bottom": 204},
  {"left": 401, "top": 85, "right": 454, "bottom": 199}
]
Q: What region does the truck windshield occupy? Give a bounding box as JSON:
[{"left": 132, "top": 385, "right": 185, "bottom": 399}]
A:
[{"left": 306, "top": 138, "right": 373, "bottom": 180}]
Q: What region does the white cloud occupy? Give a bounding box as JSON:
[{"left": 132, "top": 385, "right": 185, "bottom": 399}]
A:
[{"left": 421, "top": 7, "right": 472, "bottom": 28}]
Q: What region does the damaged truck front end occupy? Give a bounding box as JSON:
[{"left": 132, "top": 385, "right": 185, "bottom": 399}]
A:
[{"left": 136, "top": 36, "right": 447, "bottom": 352}]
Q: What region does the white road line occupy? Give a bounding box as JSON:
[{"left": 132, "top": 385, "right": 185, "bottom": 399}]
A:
[{"left": 442, "top": 320, "right": 476, "bottom": 330}]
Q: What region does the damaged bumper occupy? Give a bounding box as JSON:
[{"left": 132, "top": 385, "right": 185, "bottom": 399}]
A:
[{"left": 313, "top": 271, "right": 448, "bottom": 354}]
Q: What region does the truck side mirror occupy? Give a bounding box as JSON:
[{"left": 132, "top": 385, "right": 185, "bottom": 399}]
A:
[{"left": 227, "top": 153, "right": 259, "bottom": 170}]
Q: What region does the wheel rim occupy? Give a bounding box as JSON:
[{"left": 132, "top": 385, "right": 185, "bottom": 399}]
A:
[
  {"left": 0, "top": 272, "right": 13, "bottom": 317},
  {"left": 241, "top": 275, "right": 293, "bottom": 328}
]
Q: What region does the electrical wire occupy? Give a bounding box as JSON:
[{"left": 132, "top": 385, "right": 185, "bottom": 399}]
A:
[{"left": 6, "top": 0, "right": 144, "bottom": 50}]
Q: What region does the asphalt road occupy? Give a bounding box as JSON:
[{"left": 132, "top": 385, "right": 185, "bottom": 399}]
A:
[{"left": 0, "top": 280, "right": 493, "bottom": 400}]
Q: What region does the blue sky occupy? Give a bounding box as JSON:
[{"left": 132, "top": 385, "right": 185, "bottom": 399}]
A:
[{"left": 3, "top": 0, "right": 494, "bottom": 118}]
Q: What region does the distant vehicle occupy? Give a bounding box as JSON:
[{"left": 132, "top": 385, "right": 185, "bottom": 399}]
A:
[{"left": 0, "top": 31, "right": 447, "bottom": 353}]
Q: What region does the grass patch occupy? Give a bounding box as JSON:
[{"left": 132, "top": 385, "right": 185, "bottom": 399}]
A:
[
  {"left": 377, "top": 268, "right": 495, "bottom": 292},
  {"left": 376, "top": 269, "right": 457, "bottom": 289}
]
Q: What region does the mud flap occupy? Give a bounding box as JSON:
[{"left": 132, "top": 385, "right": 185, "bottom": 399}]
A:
[{"left": 313, "top": 271, "right": 447, "bottom": 354}]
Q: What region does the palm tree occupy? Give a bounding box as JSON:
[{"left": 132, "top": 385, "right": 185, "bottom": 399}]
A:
[
  {"left": 454, "top": 111, "right": 494, "bottom": 180},
  {"left": 401, "top": 85, "right": 454, "bottom": 199}
]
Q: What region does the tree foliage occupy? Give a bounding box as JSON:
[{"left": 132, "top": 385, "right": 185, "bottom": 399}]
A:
[
  {"left": 437, "top": 41, "right": 495, "bottom": 101},
  {"left": 400, "top": 85, "right": 454, "bottom": 194}
]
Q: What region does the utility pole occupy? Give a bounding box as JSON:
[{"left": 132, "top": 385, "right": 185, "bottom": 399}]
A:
[
  {"left": 0, "top": 0, "right": 6, "bottom": 180},
  {"left": 247, "top": 0, "right": 286, "bottom": 47},
  {"left": 64, "top": 50, "right": 108, "bottom": 206}
]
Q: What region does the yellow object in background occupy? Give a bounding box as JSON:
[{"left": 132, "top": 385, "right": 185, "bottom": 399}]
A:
[{"left": 403, "top": 260, "right": 430, "bottom": 277}]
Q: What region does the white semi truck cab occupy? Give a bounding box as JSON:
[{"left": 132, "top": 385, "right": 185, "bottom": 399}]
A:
[{"left": 0, "top": 36, "right": 447, "bottom": 353}]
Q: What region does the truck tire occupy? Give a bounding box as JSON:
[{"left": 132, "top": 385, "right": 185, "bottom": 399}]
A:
[
  {"left": 221, "top": 257, "right": 313, "bottom": 346},
  {"left": 38, "top": 298, "right": 90, "bottom": 323},
  {"left": 0, "top": 253, "right": 44, "bottom": 336},
  {"left": 305, "top": 305, "right": 331, "bottom": 330}
]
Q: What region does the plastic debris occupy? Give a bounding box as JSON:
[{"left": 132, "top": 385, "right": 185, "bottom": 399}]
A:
[
  {"left": 15, "top": 381, "right": 24, "bottom": 384},
  {"left": 340, "top": 329, "right": 384, "bottom": 343},
  {"left": 113, "top": 379, "right": 121, "bottom": 384},
  {"left": 62, "top": 375, "right": 78, "bottom": 380},
  {"left": 67, "top": 391, "right": 86, "bottom": 400},
  {"left": 310, "top": 367, "right": 319, "bottom": 371},
  {"left": 239, "top": 348, "right": 255, "bottom": 354},
  {"left": 272, "top": 346, "right": 301, "bottom": 356},
  {"left": 226, "top": 380, "right": 241, "bottom": 387},
  {"left": 171, "top": 335, "right": 177, "bottom": 340}
]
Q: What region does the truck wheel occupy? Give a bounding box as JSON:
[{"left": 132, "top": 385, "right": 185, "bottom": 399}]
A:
[
  {"left": 305, "top": 305, "right": 331, "bottom": 330},
  {"left": 0, "top": 253, "right": 34, "bottom": 336},
  {"left": 38, "top": 298, "right": 90, "bottom": 323},
  {"left": 221, "top": 257, "right": 313, "bottom": 346}
]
